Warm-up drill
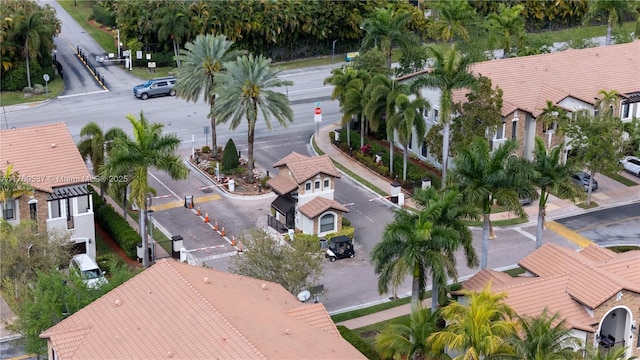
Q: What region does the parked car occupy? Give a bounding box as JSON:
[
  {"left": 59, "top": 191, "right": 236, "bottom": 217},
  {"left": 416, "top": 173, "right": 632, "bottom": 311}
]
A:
[
  {"left": 571, "top": 171, "right": 598, "bottom": 191},
  {"left": 324, "top": 235, "right": 355, "bottom": 262},
  {"left": 70, "top": 254, "right": 108, "bottom": 289},
  {"left": 133, "top": 76, "right": 177, "bottom": 100},
  {"left": 620, "top": 156, "right": 640, "bottom": 177}
]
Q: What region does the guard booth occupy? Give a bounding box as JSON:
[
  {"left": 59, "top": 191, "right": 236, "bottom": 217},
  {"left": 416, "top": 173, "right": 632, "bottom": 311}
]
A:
[{"left": 184, "top": 195, "right": 194, "bottom": 209}]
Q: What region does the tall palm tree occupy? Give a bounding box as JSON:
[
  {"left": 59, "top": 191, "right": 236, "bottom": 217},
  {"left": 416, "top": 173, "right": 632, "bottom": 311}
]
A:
[
  {"left": 213, "top": 53, "right": 294, "bottom": 183},
  {"left": 324, "top": 67, "right": 361, "bottom": 149},
  {"left": 410, "top": 46, "right": 476, "bottom": 188},
  {"left": 537, "top": 100, "right": 570, "bottom": 137},
  {"left": 595, "top": 89, "right": 620, "bottom": 116},
  {"left": 511, "top": 309, "right": 583, "bottom": 360},
  {"left": 531, "top": 136, "right": 584, "bottom": 249},
  {"left": 485, "top": 4, "right": 526, "bottom": 59},
  {"left": 154, "top": 1, "right": 190, "bottom": 68},
  {"left": 374, "top": 304, "right": 444, "bottom": 360},
  {"left": 342, "top": 69, "right": 372, "bottom": 149},
  {"left": 0, "top": 164, "right": 33, "bottom": 221},
  {"left": 360, "top": 5, "right": 419, "bottom": 68},
  {"left": 387, "top": 93, "right": 428, "bottom": 181},
  {"left": 412, "top": 186, "right": 479, "bottom": 311},
  {"left": 174, "top": 34, "right": 245, "bottom": 157},
  {"left": 103, "top": 111, "right": 188, "bottom": 268},
  {"left": 429, "top": 0, "right": 476, "bottom": 45},
  {"left": 429, "top": 285, "right": 517, "bottom": 359},
  {"left": 364, "top": 74, "right": 412, "bottom": 176},
  {"left": 583, "top": 0, "right": 640, "bottom": 46},
  {"left": 584, "top": 346, "right": 638, "bottom": 360},
  {"left": 77, "top": 122, "right": 127, "bottom": 198},
  {"left": 452, "top": 138, "right": 534, "bottom": 269}
]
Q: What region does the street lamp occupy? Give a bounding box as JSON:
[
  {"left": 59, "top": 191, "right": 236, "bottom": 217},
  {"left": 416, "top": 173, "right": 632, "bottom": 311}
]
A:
[
  {"left": 360, "top": 26, "right": 376, "bottom": 48},
  {"left": 332, "top": 40, "right": 337, "bottom": 64}
]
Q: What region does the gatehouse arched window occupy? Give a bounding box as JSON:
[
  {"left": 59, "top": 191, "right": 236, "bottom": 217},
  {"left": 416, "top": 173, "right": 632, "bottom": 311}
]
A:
[{"left": 319, "top": 213, "right": 335, "bottom": 233}]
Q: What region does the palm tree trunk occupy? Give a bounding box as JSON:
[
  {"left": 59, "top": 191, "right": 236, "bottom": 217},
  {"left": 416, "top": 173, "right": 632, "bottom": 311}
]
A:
[
  {"left": 122, "top": 186, "right": 128, "bottom": 221},
  {"left": 535, "top": 205, "right": 545, "bottom": 249},
  {"left": 209, "top": 94, "right": 218, "bottom": 156},
  {"left": 481, "top": 213, "right": 491, "bottom": 269},
  {"left": 247, "top": 123, "right": 255, "bottom": 184},
  {"left": 403, "top": 144, "right": 408, "bottom": 181},
  {"left": 360, "top": 114, "right": 365, "bottom": 148},
  {"left": 140, "top": 207, "right": 149, "bottom": 268},
  {"left": 25, "top": 47, "right": 32, "bottom": 89},
  {"left": 587, "top": 170, "right": 595, "bottom": 206},
  {"left": 441, "top": 120, "right": 451, "bottom": 189},
  {"left": 431, "top": 281, "right": 438, "bottom": 313},
  {"left": 606, "top": 22, "right": 612, "bottom": 46},
  {"left": 411, "top": 275, "right": 420, "bottom": 314},
  {"left": 389, "top": 135, "right": 394, "bottom": 176},
  {"left": 346, "top": 119, "right": 351, "bottom": 150},
  {"left": 173, "top": 39, "right": 181, "bottom": 67}
]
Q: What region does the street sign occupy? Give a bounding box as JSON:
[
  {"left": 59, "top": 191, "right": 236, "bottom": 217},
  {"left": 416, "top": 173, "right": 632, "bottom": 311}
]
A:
[
  {"left": 314, "top": 107, "right": 322, "bottom": 123},
  {"left": 43, "top": 74, "right": 50, "bottom": 82}
]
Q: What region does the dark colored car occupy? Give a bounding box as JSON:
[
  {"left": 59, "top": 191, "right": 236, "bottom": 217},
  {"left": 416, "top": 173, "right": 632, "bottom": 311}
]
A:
[
  {"left": 324, "top": 235, "right": 355, "bottom": 262},
  {"left": 571, "top": 171, "right": 598, "bottom": 191},
  {"left": 133, "top": 76, "right": 177, "bottom": 100}
]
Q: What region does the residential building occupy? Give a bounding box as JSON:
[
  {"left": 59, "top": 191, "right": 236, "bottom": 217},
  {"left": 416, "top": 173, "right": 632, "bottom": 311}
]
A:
[
  {"left": 0, "top": 123, "right": 96, "bottom": 258},
  {"left": 400, "top": 40, "right": 640, "bottom": 166},
  {"left": 457, "top": 243, "right": 640, "bottom": 357},
  {"left": 266, "top": 152, "right": 349, "bottom": 236},
  {"left": 40, "top": 259, "right": 366, "bottom": 359}
]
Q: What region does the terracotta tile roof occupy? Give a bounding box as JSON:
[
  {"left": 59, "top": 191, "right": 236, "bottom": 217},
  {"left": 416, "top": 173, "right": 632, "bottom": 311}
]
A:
[
  {"left": 399, "top": 41, "right": 640, "bottom": 118},
  {"left": 273, "top": 152, "right": 340, "bottom": 184},
  {"left": 41, "top": 259, "right": 365, "bottom": 360},
  {"left": 0, "top": 123, "right": 91, "bottom": 193},
  {"left": 298, "top": 196, "right": 350, "bottom": 218},
  {"left": 266, "top": 174, "right": 298, "bottom": 195},
  {"left": 461, "top": 244, "right": 640, "bottom": 333}
]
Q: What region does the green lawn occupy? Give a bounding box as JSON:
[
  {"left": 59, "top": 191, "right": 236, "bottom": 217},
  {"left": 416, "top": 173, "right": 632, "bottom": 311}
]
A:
[
  {"left": 0, "top": 78, "right": 65, "bottom": 107},
  {"left": 94, "top": 230, "right": 116, "bottom": 257},
  {"left": 608, "top": 172, "right": 639, "bottom": 186}
]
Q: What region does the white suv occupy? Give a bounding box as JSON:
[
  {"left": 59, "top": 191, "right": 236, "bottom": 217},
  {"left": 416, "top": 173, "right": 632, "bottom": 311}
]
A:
[
  {"left": 70, "top": 254, "right": 108, "bottom": 289},
  {"left": 620, "top": 156, "right": 640, "bottom": 177}
]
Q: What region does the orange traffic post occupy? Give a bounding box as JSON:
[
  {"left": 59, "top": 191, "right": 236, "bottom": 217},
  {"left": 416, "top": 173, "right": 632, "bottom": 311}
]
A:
[
  {"left": 214, "top": 220, "right": 219, "bottom": 231},
  {"left": 204, "top": 213, "right": 209, "bottom": 223},
  {"left": 220, "top": 227, "right": 226, "bottom": 237},
  {"left": 196, "top": 206, "right": 201, "bottom": 216},
  {"left": 231, "top": 235, "right": 236, "bottom": 246}
]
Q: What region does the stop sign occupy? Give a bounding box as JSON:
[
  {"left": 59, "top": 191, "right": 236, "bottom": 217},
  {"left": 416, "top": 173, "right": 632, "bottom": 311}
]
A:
[{"left": 314, "top": 107, "right": 322, "bottom": 115}]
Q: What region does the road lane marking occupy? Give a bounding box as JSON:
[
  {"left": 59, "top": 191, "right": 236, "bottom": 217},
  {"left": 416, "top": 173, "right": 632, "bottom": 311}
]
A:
[
  {"left": 150, "top": 194, "right": 221, "bottom": 211},
  {"left": 148, "top": 171, "right": 181, "bottom": 200},
  {"left": 513, "top": 227, "right": 536, "bottom": 241},
  {"left": 546, "top": 221, "right": 594, "bottom": 248}
]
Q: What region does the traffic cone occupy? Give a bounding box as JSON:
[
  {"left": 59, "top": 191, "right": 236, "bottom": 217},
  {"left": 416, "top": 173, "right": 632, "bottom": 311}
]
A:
[
  {"left": 196, "top": 206, "right": 201, "bottom": 216},
  {"left": 220, "top": 227, "right": 226, "bottom": 236},
  {"left": 204, "top": 213, "right": 209, "bottom": 223},
  {"left": 214, "top": 220, "right": 219, "bottom": 231},
  {"left": 189, "top": 202, "right": 193, "bottom": 209},
  {"left": 231, "top": 236, "right": 236, "bottom": 246}
]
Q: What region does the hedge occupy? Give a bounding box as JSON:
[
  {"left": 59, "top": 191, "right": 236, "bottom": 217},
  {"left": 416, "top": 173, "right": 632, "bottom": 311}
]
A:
[
  {"left": 92, "top": 192, "right": 140, "bottom": 259},
  {"left": 336, "top": 325, "right": 378, "bottom": 359}
]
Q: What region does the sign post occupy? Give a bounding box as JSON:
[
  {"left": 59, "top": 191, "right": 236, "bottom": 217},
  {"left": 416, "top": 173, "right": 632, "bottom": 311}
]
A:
[
  {"left": 314, "top": 104, "right": 322, "bottom": 137},
  {"left": 43, "top": 74, "right": 50, "bottom": 98}
]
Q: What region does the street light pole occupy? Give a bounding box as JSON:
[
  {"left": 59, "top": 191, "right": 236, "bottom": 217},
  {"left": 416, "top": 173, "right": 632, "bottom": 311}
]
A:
[{"left": 332, "top": 40, "right": 337, "bottom": 64}]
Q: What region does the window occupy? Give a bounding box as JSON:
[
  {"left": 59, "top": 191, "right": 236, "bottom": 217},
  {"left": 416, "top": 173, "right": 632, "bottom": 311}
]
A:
[
  {"left": 319, "top": 214, "right": 335, "bottom": 232},
  {"left": 30, "top": 202, "right": 38, "bottom": 234},
  {"left": 305, "top": 182, "right": 311, "bottom": 191},
  {"left": 76, "top": 195, "right": 89, "bottom": 214},
  {"left": 323, "top": 179, "right": 330, "bottom": 189},
  {"left": 3, "top": 200, "right": 15, "bottom": 220},
  {"left": 421, "top": 143, "right": 428, "bottom": 157},
  {"left": 315, "top": 181, "right": 320, "bottom": 190},
  {"left": 622, "top": 103, "right": 630, "bottom": 118},
  {"left": 408, "top": 134, "right": 413, "bottom": 150},
  {"left": 511, "top": 119, "right": 518, "bottom": 139},
  {"left": 50, "top": 200, "right": 61, "bottom": 218},
  {"left": 433, "top": 109, "right": 439, "bottom": 123}
]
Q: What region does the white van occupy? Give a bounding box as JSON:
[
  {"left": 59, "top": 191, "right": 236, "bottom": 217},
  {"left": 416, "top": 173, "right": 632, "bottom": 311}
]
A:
[{"left": 70, "top": 254, "right": 108, "bottom": 289}]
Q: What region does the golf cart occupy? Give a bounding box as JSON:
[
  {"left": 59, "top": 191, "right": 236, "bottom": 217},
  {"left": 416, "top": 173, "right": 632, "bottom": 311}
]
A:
[{"left": 325, "top": 235, "right": 355, "bottom": 262}]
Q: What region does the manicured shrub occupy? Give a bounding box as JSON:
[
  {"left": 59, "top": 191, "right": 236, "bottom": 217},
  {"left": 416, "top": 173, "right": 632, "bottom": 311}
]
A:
[
  {"left": 201, "top": 145, "right": 211, "bottom": 153},
  {"left": 92, "top": 192, "right": 140, "bottom": 259},
  {"left": 222, "top": 138, "right": 239, "bottom": 171},
  {"left": 336, "top": 325, "right": 378, "bottom": 359}
]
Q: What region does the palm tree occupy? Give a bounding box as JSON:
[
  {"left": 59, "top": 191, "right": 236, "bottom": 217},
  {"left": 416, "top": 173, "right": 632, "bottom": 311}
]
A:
[
  {"left": 595, "top": 89, "right": 620, "bottom": 116},
  {"left": 538, "top": 100, "right": 570, "bottom": 137},
  {"left": 154, "top": 1, "right": 190, "bottom": 68},
  {"left": 410, "top": 46, "right": 476, "bottom": 188},
  {"left": 511, "top": 309, "right": 583, "bottom": 360},
  {"left": 77, "top": 122, "right": 127, "bottom": 198},
  {"left": 374, "top": 304, "right": 444, "bottom": 360},
  {"left": 485, "top": 4, "right": 526, "bottom": 59},
  {"left": 342, "top": 69, "right": 372, "bottom": 149},
  {"left": 103, "top": 111, "right": 188, "bottom": 268},
  {"left": 0, "top": 164, "right": 33, "bottom": 221},
  {"left": 583, "top": 0, "right": 640, "bottom": 46},
  {"left": 364, "top": 74, "right": 412, "bottom": 176},
  {"left": 452, "top": 138, "right": 534, "bottom": 269},
  {"left": 531, "top": 137, "right": 584, "bottom": 249},
  {"left": 429, "top": 0, "right": 477, "bottom": 45},
  {"left": 412, "top": 186, "right": 479, "bottom": 311},
  {"left": 584, "top": 346, "right": 638, "bottom": 360},
  {"left": 387, "top": 93, "right": 428, "bottom": 181},
  {"left": 429, "top": 284, "right": 517, "bottom": 359},
  {"left": 174, "top": 34, "right": 245, "bottom": 157},
  {"left": 213, "top": 53, "right": 294, "bottom": 183},
  {"left": 360, "top": 5, "right": 419, "bottom": 68},
  {"left": 325, "top": 67, "right": 360, "bottom": 149}
]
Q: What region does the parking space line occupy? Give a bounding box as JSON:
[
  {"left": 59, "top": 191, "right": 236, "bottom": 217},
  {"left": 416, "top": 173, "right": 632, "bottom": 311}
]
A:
[{"left": 546, "top": 221, "right": 594, "bottom": 248}]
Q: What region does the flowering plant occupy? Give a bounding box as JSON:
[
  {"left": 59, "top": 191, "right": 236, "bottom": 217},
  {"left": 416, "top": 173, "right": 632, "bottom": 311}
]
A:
[{"left": 360, "top": 144, "right": 371, "bottom": 155}]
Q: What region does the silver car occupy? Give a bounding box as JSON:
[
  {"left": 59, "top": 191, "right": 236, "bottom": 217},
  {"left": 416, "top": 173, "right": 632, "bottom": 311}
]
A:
[{"left": 133, "top": 76, "right": 177, "bottom": 100}]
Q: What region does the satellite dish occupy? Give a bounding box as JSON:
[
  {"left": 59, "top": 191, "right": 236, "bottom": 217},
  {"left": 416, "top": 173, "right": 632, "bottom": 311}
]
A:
[{"left": 297, "top": 290, "right": 311, "bottom": 302}]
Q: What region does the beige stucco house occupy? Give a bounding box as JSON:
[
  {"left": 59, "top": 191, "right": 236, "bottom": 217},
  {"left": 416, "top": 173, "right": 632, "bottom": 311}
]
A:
[
  {"left": 266, "top": 152, "right": 349, "bottom": 237},
  {"left": 40, "top": 259, "right": 365, "bottom": 359},
  {"left": 399, "top": 40, "right": 640, "bottom": 166},
  {"left": 458, "top": 243, "right": 640, "bottom": 357},
  {"left": 0, "top": 123, "right": 96, "bottom": 258}
]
